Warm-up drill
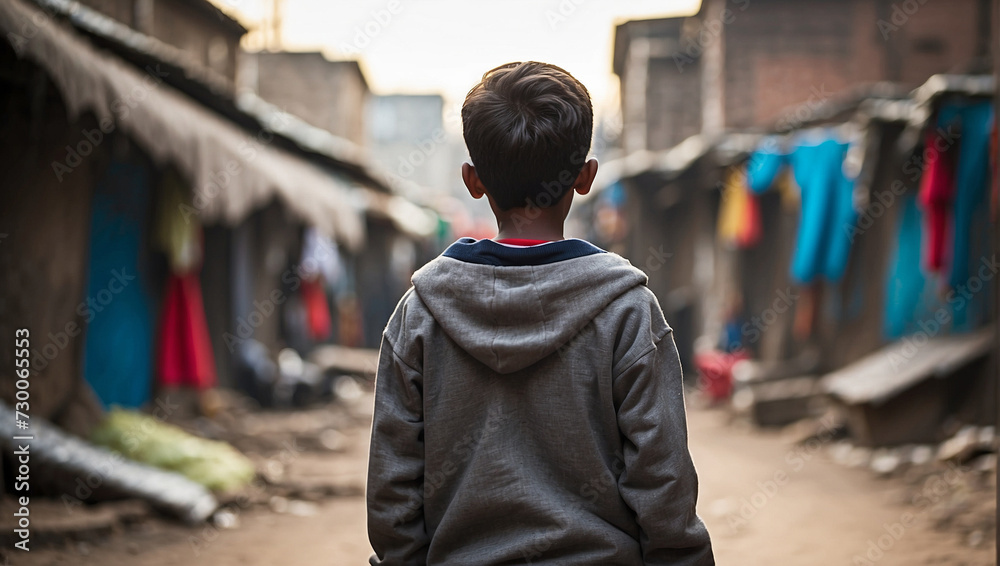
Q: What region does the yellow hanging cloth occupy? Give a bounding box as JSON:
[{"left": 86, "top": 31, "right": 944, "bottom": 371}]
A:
[
  {"left": 717, "top": 166, "right": 749, "bottom": 245},
  {"left": 154, "top": 170, "right": 202, "bottom": 273}
]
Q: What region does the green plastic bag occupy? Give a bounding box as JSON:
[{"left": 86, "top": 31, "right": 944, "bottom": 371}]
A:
[{"left": 92, "top": 409, "right": 255, "bottom": 492}]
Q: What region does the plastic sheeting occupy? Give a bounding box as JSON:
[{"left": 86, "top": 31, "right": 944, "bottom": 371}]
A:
[
  {"left": 0, "top": 401, "right": 217, "bottom": 524},
  {"left": 0, "top": 0, "right": 364, "bottom": 251}
]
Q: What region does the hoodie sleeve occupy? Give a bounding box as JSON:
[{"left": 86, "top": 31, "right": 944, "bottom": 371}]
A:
[
  {"left": 613, "top": 324, "right": 714, "bottom": 565},
  {"left": 367, "top": 331, "right": 429, "bottom": 566}
]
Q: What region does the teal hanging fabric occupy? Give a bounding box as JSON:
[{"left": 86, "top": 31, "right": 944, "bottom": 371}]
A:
[
  {"left": 82, "top": 159, "right": 155, "bottom": 409},
  {"left": 936, "top": 101, "right": 994, "bottom": 331},
  {"left": 746, "top": 138, "right": 789, "bottom": 194},
  {"left": 884, "top": 192, "right": 942, "bottom": 339},
  {"left": 941, "top": 101, "right": 993, "bottom": 290},
  {"left": 788, "top": 137, "right": 858, "bottom": 284}
]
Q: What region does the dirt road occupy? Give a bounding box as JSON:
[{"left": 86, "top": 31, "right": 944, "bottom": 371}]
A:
[{"left": 14, "top": 399, "right": 995, "bottom": 566}]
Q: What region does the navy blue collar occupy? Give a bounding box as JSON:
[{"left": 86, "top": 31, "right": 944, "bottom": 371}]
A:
[{"left": 442, "top": 238, "right": 606, "bottom": 266}]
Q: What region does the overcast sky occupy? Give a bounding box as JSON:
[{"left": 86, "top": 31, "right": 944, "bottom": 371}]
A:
[{"left": 216, "top": 0, "right": 701, "bottom": 121}]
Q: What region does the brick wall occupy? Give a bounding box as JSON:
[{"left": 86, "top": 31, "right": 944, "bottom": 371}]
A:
[
  {"left": 251, "top": 53, "right": 369, "bottom": 147},
  {"left": 720, "top": 0, "right": 984, "bottom": 129},
  {"left": 646, "top": 56, "right": 703, "bottom": 151},
  {"left": 614, "top": 18, "right": 703, "bottom": 153},
  {"left": 722, "top": 0, "right": 858, "bottom": 129},
  {"left": 152, "top": 0, "right": 242, "bottom": 82},
  {"left": 77, "top": 0, "right": 244, "bottom": 84}
]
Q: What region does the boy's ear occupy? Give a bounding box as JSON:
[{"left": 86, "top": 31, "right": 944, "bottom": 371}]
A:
[
  {"left": 573, "top": 158, "right": 599, "bottom": 196},
  {"left": 462, "top": 163, "right": 487, "bottom": 200}
]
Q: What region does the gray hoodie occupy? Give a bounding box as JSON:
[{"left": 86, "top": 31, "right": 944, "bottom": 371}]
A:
[{"left": 367, "top": 238, "right": 714, "bottom": 565}]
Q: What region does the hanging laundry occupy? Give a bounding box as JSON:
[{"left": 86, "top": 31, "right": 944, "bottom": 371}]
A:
[
  {"left": 300, "top": 277, "right": 332, "bottom": 341},
  {"left": 158, "top": 271, "right": 217, "bottom": 388},
  {"left": 745, "top": 137, "right": 789, "bottom": 194},
  {"left": 884, "top": 193, "right": 942, "bottom": 339},
  {"left": 82, "top": 159, "right": 155, "bottom": 409},
  {"left": 793, "top": 283, "right": 821, "bottom": 341},
  {"left": 154, "top": 172, "right": 216, "bottom": 390},
  {"left": 917, "top": 127, "right": 958, "bottom": 273},
  {"left": 300, "top": 227, "right": 342, "bottom": 287},
  {"left": 788, "top": 137, "right": 858, "bottom": 284},
  {"left": 297, "top": 226, "right": 337, "bottom": 342},
  {"left": 717, "top": 167, "right": 762, "bottom": 248},
  {"left": 717, "top": 167, "right": 746, "bottom": 245},
  {"left": 154, "top": 173, "right": 201, "bottom": 273},
  {"left": 739, "top": 190, "right": 762, "bottom": 248},
  {"left": 774, "top": 169, "right": 801, "bottom": 211},
  {"left": 939, "top": 101, "right": 994, "bottom": 291}
]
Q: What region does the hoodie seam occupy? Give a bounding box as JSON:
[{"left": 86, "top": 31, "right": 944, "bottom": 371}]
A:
[
  {"left": 383, "top": 331, "right": 423, "bottom": 376},
  {"left": 613, "top": 326, "right": 672, "bottom": 378},
  {"left": 614, "top": 345, "right": 656, "bottom": 379},
  {"left": 530, "top": 264, "right": 552, "bottom": 349},
  {"left": 489, "top": 266, "right": 500, "bottom": 371}
]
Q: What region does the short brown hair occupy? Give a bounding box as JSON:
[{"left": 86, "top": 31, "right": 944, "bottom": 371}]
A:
[{"left": 461, "top": 62, "right": 593, "bottom": 211}]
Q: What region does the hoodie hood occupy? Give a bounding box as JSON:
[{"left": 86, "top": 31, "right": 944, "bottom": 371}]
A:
[{"left": 411, "top": 238, "right": 648, "bottom": 374}]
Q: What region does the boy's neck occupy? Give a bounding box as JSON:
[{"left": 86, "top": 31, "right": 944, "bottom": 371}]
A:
[
  {"left": 491, "top": 194, "right": 572, "bottom": 242},
  {"left": 494, "top": 214, "right": 565, "bottom": 242}
]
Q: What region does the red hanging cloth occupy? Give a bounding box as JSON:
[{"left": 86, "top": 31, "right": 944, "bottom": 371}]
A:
[
  {"left": 737, "top": 191, "right": 762, "bottom": 248},
  {"left": 300, "top": 277, "right": 332, "bottom": 341},
  {"left": 158, "top": 271, "right": 217, "bottom": 389},
  {"left": 917, "top": 128, "right": 958, "bottom": 273}
]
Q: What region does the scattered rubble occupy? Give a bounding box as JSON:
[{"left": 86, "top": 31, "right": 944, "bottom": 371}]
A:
[{"left": 1, "top": 387, "right": 374, "bottom": 550}]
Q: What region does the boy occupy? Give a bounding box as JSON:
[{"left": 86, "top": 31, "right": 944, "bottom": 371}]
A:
[{"left": 367, "top": 61, "right": 714, "bottom": 565}]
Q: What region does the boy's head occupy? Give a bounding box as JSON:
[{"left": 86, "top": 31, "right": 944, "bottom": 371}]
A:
[{"left": 461, "top": 62, "right": 595, "bottom": 212}]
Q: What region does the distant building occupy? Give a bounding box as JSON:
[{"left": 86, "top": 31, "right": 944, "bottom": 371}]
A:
[
  {"left": 614, "top": 18, "right": 702, "bottom": 153},
  {"left": 241, "top": 52, "right": 370, "bottom": 147},
  {"left": 367, "top": 94, "right": 450, "bottom": 190},
  {"left": 614, "top": 0, "right": 989, "bottom": 150},
  {"left": 606, "top": 0, "right": 992, "bottom": 373},
  {"left": 0, "top": 0, "right": 433, "bottom": 424},
  {"left": 77, "top": 0, "right": 245, "bottom": 83}
]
